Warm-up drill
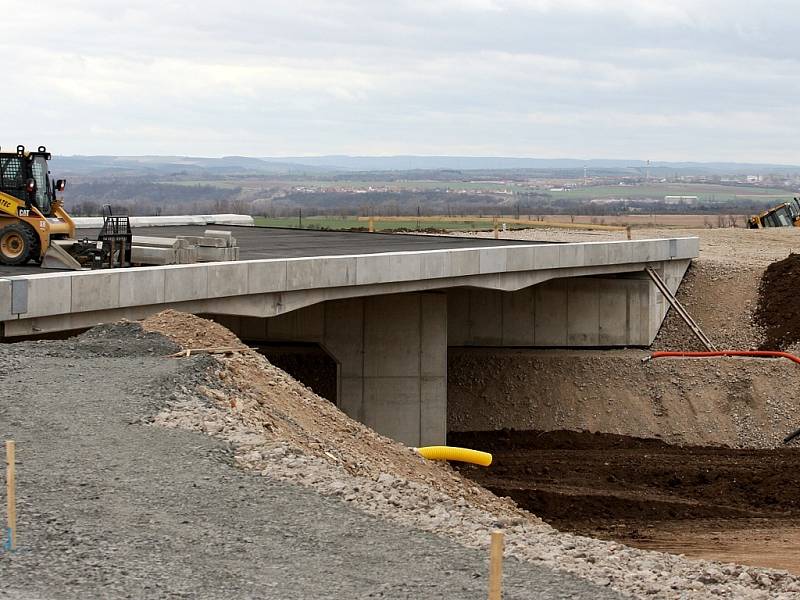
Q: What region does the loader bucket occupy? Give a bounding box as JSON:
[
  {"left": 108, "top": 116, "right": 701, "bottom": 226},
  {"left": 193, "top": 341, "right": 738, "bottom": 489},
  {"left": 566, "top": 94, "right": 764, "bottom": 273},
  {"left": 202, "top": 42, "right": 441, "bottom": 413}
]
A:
[{"left": 41, "top": 240, "right": 83, "bottom": 270}]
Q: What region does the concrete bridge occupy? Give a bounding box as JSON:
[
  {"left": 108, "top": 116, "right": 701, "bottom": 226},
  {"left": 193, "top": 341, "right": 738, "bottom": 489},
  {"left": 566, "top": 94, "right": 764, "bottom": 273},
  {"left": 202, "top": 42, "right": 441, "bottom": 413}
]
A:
[{"left": 0, "top": 227, "right": 698, "bottom": 446}]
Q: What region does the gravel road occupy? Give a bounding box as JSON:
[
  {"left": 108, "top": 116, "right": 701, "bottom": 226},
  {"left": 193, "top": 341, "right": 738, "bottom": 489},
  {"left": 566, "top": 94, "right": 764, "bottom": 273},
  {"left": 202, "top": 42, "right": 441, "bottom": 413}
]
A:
[{"left": 0, "top": 325, "right": 621, "bottom": 599}]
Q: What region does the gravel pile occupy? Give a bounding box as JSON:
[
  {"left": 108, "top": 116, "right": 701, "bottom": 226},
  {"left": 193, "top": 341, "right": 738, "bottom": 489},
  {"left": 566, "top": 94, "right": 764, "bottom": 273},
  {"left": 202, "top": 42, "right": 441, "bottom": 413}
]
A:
[
  {"left": 0, "top": 324, "right": 617, "bottom": 599},
  {"left": 145, "top": 311, "right": 800, "bottom": 598}
]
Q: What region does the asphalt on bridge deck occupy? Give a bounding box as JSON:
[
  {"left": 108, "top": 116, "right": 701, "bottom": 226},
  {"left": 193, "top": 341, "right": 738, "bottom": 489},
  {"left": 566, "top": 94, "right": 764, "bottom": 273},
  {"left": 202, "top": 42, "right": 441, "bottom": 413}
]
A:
[{"left": 0, "top": 225, "right": 554, "bottom": 277}]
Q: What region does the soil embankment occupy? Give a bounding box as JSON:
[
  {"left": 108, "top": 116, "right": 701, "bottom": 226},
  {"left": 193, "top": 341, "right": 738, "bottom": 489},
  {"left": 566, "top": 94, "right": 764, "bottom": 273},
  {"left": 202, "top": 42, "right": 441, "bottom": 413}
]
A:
[{"left": 448, "top": 348, "right": 800, "bottom": 448}]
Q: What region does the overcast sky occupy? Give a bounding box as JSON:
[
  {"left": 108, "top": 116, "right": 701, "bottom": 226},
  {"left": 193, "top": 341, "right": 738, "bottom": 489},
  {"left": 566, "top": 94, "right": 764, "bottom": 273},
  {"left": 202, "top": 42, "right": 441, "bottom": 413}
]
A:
[{"left": 4, "top": 0, "right": 800, "bottom": 162}]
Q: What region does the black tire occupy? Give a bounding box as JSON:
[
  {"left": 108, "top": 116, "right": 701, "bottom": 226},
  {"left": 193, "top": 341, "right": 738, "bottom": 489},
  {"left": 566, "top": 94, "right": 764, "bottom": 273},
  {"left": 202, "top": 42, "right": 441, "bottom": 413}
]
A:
[{"left": 0, "top": 222, "right": 38, "bottom": 265}]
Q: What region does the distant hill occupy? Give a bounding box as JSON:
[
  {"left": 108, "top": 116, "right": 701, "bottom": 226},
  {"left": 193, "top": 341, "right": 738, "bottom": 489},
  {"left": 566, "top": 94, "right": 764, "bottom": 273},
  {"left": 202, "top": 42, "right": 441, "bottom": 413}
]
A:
[
  {"left": 48, "top": 154, "right": 800, "bottom": 177},
  {"left": 50, "top": 155, "right": 336, "bottom": 177},
  {"left": 260, "top": 155, "right": 800, "bottom": 175}
]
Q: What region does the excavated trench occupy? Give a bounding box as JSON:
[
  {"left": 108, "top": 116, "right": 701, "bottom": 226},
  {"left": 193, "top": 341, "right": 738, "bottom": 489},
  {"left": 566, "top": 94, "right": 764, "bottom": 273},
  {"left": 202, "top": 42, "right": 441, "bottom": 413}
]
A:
[{"left": 450, "top": 429, "right": 800, "bottom": 574}]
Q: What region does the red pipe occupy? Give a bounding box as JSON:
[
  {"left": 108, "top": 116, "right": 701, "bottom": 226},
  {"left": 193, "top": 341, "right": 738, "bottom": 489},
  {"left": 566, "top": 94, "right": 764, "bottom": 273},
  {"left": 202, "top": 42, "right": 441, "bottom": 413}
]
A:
[{"left": 650, "top": 350, "right": 800, "bottom": 366}]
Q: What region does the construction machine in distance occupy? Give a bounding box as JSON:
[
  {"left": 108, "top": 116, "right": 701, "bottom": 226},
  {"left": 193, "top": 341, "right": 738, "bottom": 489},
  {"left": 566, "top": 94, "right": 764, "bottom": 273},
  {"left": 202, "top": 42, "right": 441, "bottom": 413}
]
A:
[
  {"left": 748, "top": 197, "right": 800, "bottom": 229},
  {"left": 0, "top": 145, "right": 131, "bottom": 269}
]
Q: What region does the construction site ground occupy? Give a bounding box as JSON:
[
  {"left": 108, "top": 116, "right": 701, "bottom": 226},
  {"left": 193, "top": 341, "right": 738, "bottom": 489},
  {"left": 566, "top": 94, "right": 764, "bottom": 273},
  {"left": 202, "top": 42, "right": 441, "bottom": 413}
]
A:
[{"left": 0, "top": 324, "right": 619, "bottom": 600}]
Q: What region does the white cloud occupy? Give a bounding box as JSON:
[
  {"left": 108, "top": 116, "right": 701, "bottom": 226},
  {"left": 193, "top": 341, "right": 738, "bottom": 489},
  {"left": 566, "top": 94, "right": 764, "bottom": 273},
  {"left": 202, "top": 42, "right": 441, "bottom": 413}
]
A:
[{"left": 3, "top": 0, "right": 800, "bottom": 161}]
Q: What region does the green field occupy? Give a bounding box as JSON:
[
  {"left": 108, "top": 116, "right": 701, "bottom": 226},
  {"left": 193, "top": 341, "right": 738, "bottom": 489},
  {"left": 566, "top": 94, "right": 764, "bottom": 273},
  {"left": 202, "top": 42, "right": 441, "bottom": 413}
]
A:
[
  {"left": 161, "top": 179, "right": 793, "bottom": 202},
  {"left": 159, "top": 179, "right": 522, "bottom": 193},
  {"left": 547, "top": 183, "right": 792, "bottom": 202}
]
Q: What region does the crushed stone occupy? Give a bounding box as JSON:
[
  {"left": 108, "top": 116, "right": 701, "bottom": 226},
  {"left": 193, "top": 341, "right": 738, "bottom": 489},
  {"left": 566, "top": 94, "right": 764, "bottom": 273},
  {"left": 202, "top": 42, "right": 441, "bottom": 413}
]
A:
[{"left": 145, "top": 310, "right": 800, "bottom": 599}]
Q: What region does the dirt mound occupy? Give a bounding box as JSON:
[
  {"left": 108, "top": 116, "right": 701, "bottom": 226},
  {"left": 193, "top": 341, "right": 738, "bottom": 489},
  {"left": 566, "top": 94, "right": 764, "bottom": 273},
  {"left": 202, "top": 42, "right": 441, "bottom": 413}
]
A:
[
  {"left": 142, "top": 309, "right": 247, "bottom": 350},
  {"left": 143, "top": 310, "right": 526, "bottom": 522},
  {"left": 755, "top": 253, "right": 800, "bottom": 350}
]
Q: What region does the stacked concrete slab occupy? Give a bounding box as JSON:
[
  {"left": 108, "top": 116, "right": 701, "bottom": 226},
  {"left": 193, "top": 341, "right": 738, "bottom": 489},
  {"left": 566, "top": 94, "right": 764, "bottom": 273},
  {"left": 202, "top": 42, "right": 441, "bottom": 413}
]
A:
[
  {"left": 177, "top": 230, "right": 240, "bottom": 263},
  {"left": 131, "top": 230, "right": 238, "bottom": 266}
]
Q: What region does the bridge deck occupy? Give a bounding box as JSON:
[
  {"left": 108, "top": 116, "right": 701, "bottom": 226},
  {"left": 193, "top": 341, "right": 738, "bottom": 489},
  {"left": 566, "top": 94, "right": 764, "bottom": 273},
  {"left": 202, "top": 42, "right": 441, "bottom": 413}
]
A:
[{"left": 0, "top": 225, "right": 551, "bottom": 277}]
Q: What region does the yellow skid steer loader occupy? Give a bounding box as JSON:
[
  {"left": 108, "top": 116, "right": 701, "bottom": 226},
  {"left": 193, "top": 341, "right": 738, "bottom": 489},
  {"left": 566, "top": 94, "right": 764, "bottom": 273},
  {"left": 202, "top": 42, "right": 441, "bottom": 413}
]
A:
[{"left": 0, "top": 145, "right": 84, "bottom": 269}]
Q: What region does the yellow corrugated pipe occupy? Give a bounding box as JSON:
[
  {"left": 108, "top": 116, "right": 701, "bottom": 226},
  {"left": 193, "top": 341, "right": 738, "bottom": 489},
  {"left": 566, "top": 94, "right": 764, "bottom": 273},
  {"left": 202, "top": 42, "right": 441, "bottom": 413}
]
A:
[{"left": 416, "top": 446, "right": 493, "bottom": 467}]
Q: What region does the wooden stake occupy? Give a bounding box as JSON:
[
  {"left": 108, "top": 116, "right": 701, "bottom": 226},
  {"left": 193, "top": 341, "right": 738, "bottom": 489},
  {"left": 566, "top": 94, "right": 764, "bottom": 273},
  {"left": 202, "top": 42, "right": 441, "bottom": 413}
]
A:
[
  {"left": 6, "top": 440, "right": 16, "bottom": 552},
  {"left": 488, "top": 529, "right": 504, "bottom": 600},
  {"left": 368, "top": 216, "right": 375, "bottom": 233},
  {"left": 626, "top": 225, "right": 632, "bottom": 240}
]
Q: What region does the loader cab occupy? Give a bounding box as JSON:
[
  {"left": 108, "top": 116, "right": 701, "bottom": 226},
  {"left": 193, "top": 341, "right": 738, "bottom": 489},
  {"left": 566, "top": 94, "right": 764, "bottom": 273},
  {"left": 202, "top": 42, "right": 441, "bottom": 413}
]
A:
[{"left": 0, "top": 145, "right": 63, "bottom": 217}]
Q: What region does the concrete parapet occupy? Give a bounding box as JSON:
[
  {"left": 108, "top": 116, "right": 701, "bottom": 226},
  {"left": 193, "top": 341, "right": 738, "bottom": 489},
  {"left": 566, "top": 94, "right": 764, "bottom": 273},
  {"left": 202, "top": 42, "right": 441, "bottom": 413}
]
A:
[{"left": 0, "top": 237, "right": 698, "bottom": 339}]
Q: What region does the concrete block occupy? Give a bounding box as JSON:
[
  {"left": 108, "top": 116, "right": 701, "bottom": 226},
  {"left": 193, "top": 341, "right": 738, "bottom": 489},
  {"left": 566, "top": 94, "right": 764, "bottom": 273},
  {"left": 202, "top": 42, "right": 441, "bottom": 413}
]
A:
[
  {"left": 627, "top": 279, "right": 648, "bottom": 345},
  {"left": 533, "top": 282, "right": 567, "bottom": 345},
  {"left": 363, "top": 295, "right": 420, "bottom": 378},
  {"left": 583, "top": 243, "right": 609, "bottom": 266},
  {"left": 446, "top": 288, "right": 470, "bottom": 345},
  {"left": 163, "top": 264, "right": 208, "bottom": 303},
  {"left": 10, "top": 273, "right": 71, "bottom": 318},
  {"left": 506, "top": 246, "right": 536, "bottom": 271},
  {"left": 287, "top": 256, "right": 357, "bottom": 290},
  {"left": 0, "top": 279, "right": 12, "bottom": 320},
  {"left": 449, "top": 249, "right": 481, "bottom": 277},
  {"left": 338, "top": 377, "right": 364, "bottom": 421},
  {"left": 207, "top": 262, "right": 249, "bottom": 297},
  {"left": 468, "top": 289, "right": 503, "bottom": 345},
  {"left": 598, "top": 279, "right": 628, "bottom": 345},
  {"left": 11, "top": 279, "right": 26, "bottom": 315},
  {"left": 248, "top": 260, "right": 288, "bottom": 294},
  {"left": 71, "top": 271, "right": 121, "bottom": 313},
  {"left": 176, "top": 235, "right": 227, "bottom": 248},
  {"left": 119, "top": 267, "right": 166, "bottom": 308},
  {"left": 533, "top": 244, "right": 560, "bottom": 270},
  {"left": 420, "top": 252, "right": 450, "bottom": 279},
  {"left": 362, "top": 377, "right": 421, "bottom": 446},
  {"left": 558, "top": 244, "right": 586, "bottom": 268},
  {"left": 567, "top": 279, "right": 600, "bottom": 345},
  {"left": 204, "top": 230, "right": 236, "bottom": 247},
  {"left": 295, "top": 303, "right": 325, "bottom": 340},
  {"left": 323, "top": 299, "right": 365, "bottom": 378},
  {"left": 131, "top": 236, "right": 186, "bottom": 249},
  {"left": 196, "top": 246, "right": 236, "bottom": 262},
  {"left": 355, "top": 253, "right": 421, "bottom": 285},
  {"left": 606, "top": 241, "right": 634, "bottom": 265},
  {"left": 420, "top": 294, "right": 447, "bottom": 378},
  {"left": 266, "top": 311, "right": 299, "bottom": 340},
  {"left": 630, "top": 240, "right": 670, "bottom": 263},
  {"left": 674, "top": 237, "right": 699, "bottom": 259},
  {"left": 501, "top": 287, "right": 535, "bottom": 345},
  {"left": 420, "top": 377, "right": 447, "bottom": 446},
  {"left": 479, "top": 248, "right": 507, "bottom": 274},
  {"left": 176, "top": 247, "right": 198, "bottom": 264},
  {"left": 131, "top": 246, "right": 178, "bottom": 265}
]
